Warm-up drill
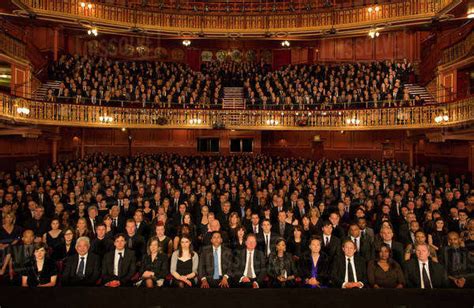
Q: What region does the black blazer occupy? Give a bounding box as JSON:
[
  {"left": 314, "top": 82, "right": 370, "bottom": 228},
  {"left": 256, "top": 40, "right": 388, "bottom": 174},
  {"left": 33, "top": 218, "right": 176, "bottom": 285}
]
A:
[
  {"left": 62, "top": 253, "right": 101, "bottom": 286},
  {"left": 403, "top": 258, "right": 449, "bottom": 288},
  {"left": 298, "top": 252, "right": 329, "bottom": 285},
  {"left": 232, "top": 249, "right": 267, "bottom": 285},
  {"left": 139, "top": 253, "right": 169, "bottom": 280},
  {"left": 330, "top": 255, "right": 368, "bottom": 288},
  {"left": 102, "top": 249, "right": 137, "bottom": 286},
  {"left": 344, "top": 236, "right": 374, "bottom": 261},
  {"left": 198, "top": 245, "right": 233, "bottom": 281},
  {"left": 257, "top": 232, "right": 280, "bottom": 257},
  {"left": 321, "top": 235, "right": 341, "bottom": 259}
]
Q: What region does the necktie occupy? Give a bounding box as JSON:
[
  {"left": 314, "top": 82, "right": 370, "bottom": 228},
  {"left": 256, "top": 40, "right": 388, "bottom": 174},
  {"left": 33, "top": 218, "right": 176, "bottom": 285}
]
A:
[
  {"left": 113, "top": 218, "right": 117, "bottom": 227},
  {"left": 118, "top": 252, "right": 123, "bottom": 276},
  {"left": 347, "top": 258, "right": 355, "bottom": 282},
  {"left": 361, "top": 230, "right": 366, "bottom": 239},
  {"left": 354, "top": 238, "right": 358, "bottom": 251},
  {"left": 245, "top": 251, "right": 253, "bottom": 278},
  {"left": 128, "top": 237, "right": 133, "bottom": 249},
  {"left": 77, "top": 256, "right": 85, "bottom": 278},
  {"left": 325, "top": 237, "right": 329, "bottom": 247},
  {"left": 213, "top": 249, "right": 220, "bottom": 280},
  {"left": 253, "top": 226, "right": 257, "bottom": 234},
  {"left": 422, "top": 263, "right": 432, "bottom": 289},
  {"left": 265, "top": 235, "right": 270, "bottom": 256}
]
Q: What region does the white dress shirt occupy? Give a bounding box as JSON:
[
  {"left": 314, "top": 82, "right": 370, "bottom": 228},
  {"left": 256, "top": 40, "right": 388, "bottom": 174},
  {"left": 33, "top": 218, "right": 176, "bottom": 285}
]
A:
[
  {"left": 76, "top": 253, "right": 88, "bottom": 275},
  {"left": 242, "top": 250, "right": 256, "bottom": 280},
  {"left": 418, "top": 260, "right": 432, "bottom": 288},
  {"left": 342, "top": 256, "right": 363, "bottom": 288}
]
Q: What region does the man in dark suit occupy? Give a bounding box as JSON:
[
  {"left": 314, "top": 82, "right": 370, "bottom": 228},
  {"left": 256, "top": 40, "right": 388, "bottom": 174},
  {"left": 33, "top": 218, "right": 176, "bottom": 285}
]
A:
[
  {"left": 345, "top": 224, "right": 373, "bottom": 261},
  {"left": 124, "top": 219, "right": 146, "bottom": 264},
  {"left": 102, "top": 233, "right": 137, "bottom": 287},
  {"left": 257, "top": 219, "right": 279, "bottom": 258},
  {"left": 330, "top": 239, "right": 368, "bottom": 288},
  {"left": 9, "top": 229, "right": 35, "bottom": 285},
  {"left": 275, "top": 211, "right": 293, "bottom": 240},
  {"left": 232, "top": 234, "right": 267, "bottom": 288},
  {"left": 199, "top": 231, "right": 233, "bottom": 288},
  {"left": 404, "top": 243, "right": 449, "bottom": 288},
  {"left": 328, "top": 212, "right": 346, "bottom": 239},
  {"left": 245, "top": 213, "right": 261, "bottom": 235},
  {"left": 90, "top": 224, "right": 114, "bottom": 259},
  {"left": 110, "top": 205, "right": 126, "bottom": 234},
  {"left": 270, "top": 196, "right": 286, "bottom": 226},
  {"left": 321, "top": 221, "right": 342, "bottom": 259},
  {"left": 133, "top": 210, "right": 150, "bottom": 240},
  {"left": 86, "top": 205, "right": 102, "bottom": 237},
  {"left": 62, "top": 236, "right": 101, "bottom": 286},
  {"left": 374, "top": 227, "right": 404, "bottom": 265}
]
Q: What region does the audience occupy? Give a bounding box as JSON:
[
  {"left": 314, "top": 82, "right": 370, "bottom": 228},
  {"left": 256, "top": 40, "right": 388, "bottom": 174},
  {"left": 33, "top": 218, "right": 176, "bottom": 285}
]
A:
[
  {"left": 0, "top": 153, "right": 472, "bottom": 289},
  {"left": 45, "top": 54, "right": 419, "bottom": 110}
]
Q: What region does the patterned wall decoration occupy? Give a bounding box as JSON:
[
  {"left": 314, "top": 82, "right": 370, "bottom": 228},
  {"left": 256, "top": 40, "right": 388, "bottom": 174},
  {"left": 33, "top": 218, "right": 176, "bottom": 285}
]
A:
[{"left": 201, "top": 51, "right": 213, "bottom": 62}]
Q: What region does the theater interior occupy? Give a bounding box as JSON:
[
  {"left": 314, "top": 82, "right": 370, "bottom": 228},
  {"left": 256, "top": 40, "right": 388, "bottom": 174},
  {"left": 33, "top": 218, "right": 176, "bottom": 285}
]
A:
[{"left": 0, "top": 0, "right": 473, "bottom": 307}]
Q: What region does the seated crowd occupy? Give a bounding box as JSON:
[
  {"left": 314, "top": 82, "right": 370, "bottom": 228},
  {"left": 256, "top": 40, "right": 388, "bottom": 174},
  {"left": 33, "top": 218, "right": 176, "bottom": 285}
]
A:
[
  {"left": 48, "top": 54, "right": 224, "bottom": 108},
  {"left": 244, "top": 60, "right": 420, "bottom": 110},
  {"left": 0, "top": 154, "right": 472, "bottom": 289},
  {"left": 45, "top": 54, "right": 419, "bottom": 110}
]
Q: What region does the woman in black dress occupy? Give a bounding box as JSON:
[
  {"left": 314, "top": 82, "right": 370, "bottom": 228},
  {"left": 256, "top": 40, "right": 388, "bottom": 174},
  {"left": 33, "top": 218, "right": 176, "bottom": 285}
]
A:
[
  {"left": 51, "top": 227, "right": 76, "bottom": 262},
  {"left": 42, "top": 218, "right": 62, "bottom": 250},
  {"left": 267, "top": 238, "right": 297, "bottom": 288},
  {"left": 0, "top": 212, "right": 22, "bottom": 246},
  {"left": 170, "top": 235, "right": 199, "bottom": 288},
  {"left": 137, "top": 237, "right": 169, "bottom": 288},
  {"left": 287, "top": 225, "right": 307, "bottom": 261},
  {"left": 155, "top": 221, "right": 173, "bottom": 257},
  {"left": 21, "top": 243, "right": 57, "bottom": 287},
  {"left": 231, "top": 226, "right": 247, "bottom": 252},
  {"left": 367, "top": 244, "right": 405, "bottom": 288}
]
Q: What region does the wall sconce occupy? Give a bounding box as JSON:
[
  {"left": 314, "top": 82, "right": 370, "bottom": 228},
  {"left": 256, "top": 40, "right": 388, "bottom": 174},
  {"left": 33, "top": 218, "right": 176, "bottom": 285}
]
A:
[
  {"left": 189, "top": 118, "right": 202, "bottom": 124},
  {"left": 368, "top": 30, "right": 380, "bottom": 38},
  {"left": 99, "top": 115, "right": 113, "bottom": 123},
  {"left": 266, "top": 119, "right": 280, "bottom": 125},
  {"left": 88, "top": 28, "right": 98, "bottom": 36},
  {"left": 434, "top": 114, "right": 449, "bottom": 123},
  {"left": 17, "top": 107, "right": 30, "bottom": 115},
  {"left": 281, "top": 40, "right": 290, "bottom": 47},
  {"left": 182, "top": 40, "right": 191, "bottom": 47},
  {"left": 346, "top": 118, "right": 361, "bottom": 125},
  {"left": 367, "top": 5, "right": 380, "bottom": 13}
]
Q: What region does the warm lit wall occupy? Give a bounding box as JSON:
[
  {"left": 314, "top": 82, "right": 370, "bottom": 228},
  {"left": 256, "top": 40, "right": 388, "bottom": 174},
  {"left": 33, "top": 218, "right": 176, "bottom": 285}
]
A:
[
  {"left": 316, "top": 31, "right": 423, "bottom": 62},
  {"left": 0, "top": 128, "right": 471, "bottom": 177}
]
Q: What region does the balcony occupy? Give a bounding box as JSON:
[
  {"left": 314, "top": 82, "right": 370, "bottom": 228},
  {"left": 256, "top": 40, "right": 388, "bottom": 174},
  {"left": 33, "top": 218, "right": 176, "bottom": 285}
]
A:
[
  {"left": 16, "top": 0, "right": 453, "bottom": 37},
  {"left": 1, "top": 94, "right": 472, "bottom": 131}
]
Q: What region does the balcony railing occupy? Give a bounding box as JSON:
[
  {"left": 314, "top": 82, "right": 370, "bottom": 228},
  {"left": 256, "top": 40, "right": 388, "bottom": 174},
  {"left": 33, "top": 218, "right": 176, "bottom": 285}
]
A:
[
  {"left": 1, "top": 94, "right": 472, "bottom": 131},
  {"left": 19, "top": 0, "right": 451, "bottom": 35},
  {"left": 0, "top": 32, "right": 27, "bottom": 61},
  {"left": 441, "top": 31, "right": 474, "bottom": 65}
]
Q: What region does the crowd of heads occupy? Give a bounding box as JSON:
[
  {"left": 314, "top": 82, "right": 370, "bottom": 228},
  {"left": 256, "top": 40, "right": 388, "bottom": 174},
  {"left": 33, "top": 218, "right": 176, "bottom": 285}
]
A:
[
  {"left": 45, "top": 55, "right": 420, "bottom": 110},
  {"left": 244, "top": 59, "right": 419, "bottom": 109},
  {"left": 0, "top": 154, "right": 472, "bottom": 288}
]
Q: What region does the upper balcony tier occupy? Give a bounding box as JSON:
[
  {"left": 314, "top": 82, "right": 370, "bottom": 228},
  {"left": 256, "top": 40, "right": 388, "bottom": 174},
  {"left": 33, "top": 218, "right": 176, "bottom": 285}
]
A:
[
  {"left": 2, "top": 94, "right": 472, "bottom": 131},
  {"left": 15, "top": 0, "right": 455, "bottom": 37}
]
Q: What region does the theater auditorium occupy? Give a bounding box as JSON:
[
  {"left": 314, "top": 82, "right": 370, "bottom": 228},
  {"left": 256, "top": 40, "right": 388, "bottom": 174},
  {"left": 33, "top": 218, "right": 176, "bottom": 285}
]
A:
[{"left": 0, "top": 0, "right": 473, "bottom": 307}]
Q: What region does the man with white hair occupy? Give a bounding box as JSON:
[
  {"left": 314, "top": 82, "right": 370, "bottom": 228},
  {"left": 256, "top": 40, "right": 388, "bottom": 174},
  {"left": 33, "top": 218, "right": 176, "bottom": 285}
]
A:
[
  {"left": 62, "top": 236, "right": 101, "bottom": 286},
  {"left": 403, "top": 243, "right": 449, "bottom": 288}
]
